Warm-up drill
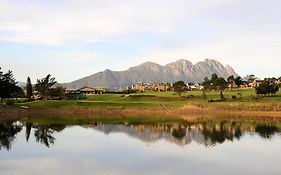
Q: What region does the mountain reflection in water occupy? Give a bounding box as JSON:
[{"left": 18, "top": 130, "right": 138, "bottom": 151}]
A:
[{"left": 1, "top": 119, "right": 280, "bottom": 151}]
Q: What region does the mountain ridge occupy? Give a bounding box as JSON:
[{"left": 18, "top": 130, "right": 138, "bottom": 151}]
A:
[{"left": 62, "top": 59, "right": 239, "bottom": 90}]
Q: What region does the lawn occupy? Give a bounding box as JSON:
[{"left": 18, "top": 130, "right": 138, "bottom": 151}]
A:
[
  {"left": 2, "top": 88, "right": 280, "bottom": 110},
  {"left": 12, "top": 89, "right": 276, "bottom": 108}
]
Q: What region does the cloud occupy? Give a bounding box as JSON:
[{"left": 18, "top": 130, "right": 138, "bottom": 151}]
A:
[
  {"left": 0, "top": 0, "right": 227, "bottom": 45},
  {"left": 0, "top": 0, "right": 280, "bottom": 80},
  {"left": 49, "top": 51, "right": 102, "bottom": 61}
]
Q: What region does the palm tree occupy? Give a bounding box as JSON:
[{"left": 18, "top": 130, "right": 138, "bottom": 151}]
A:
[{"left": 35, "top": 74, "right": 57, "bottom": 99}]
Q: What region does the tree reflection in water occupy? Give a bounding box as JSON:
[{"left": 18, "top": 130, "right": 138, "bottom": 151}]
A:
[
  {"left": 255, "top": 124, "right": 279, "bottom": 139},
  {"left": 172, "top": 124, "right": 187, "bottom": 139},
  {"left": 33, "top": 124, "right": 66, "bottom": 148},
  {"left": 25, "top": 123, "right": 32, "bottom": 142},
  {"left": 0, "top": 121, "right": 22, "bottom": 151},
  {"left": 0, "top": 119, "right": 280, "bottom": 151},
  {"left": 34, "top": 126, "right": 56, "bottom": 148}
]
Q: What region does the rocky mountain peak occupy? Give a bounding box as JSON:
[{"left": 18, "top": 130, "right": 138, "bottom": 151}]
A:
[{"left": 62, "top": 59, "right": 239, "bottom": 90}]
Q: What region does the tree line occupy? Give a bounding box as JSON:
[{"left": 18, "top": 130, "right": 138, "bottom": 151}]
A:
[
  {"left": 26, "top": 74, "right": 65, "bottom": 100},
  {"left": 256, "top": 78, "right": 279, "bottom": 96},
  {"left": 1, "top": 66, "right": 280, "bottom": 104},
  {"left": 173, "top": 74, "right": 280, "bottom": 101},
  {"left": 0, "top": 67, "right": 65, "bottom": 105},
  {"left": 0, "top": 68, "right": 24, "bottom": 103}
]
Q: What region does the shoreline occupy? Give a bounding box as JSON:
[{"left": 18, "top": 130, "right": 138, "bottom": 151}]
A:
[{"left": 1, "top": 107, "right": 281, "bottom": 119}]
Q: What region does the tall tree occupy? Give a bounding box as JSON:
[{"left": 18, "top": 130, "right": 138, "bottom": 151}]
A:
[
  {"left": 210, "top": 74, "right": 227, "bottom": 100},
  {"left": 0, "top": 68, "right": 22, "bottom": 103},
  {"left": 26, "top": 77, "right": 33, "bottom": 100},
  {"left": 202, "top": 77, "right": 211, "bottom": 99},
  {"left": 234, "top": 76, "right": 243, "bottom": 90},
  {"left": 172, "top": 81, "right": 188, "bottom": 100},
  {"left": 35, "top": 74, "right": 57, "bottom": 99},
  {"left": 50, "top": 86, "right": 66, "bottom": 99},
  {"left": 227, "top": 75, "right": 235, "bottom": 91},
  {"left": 216, "top": 77, "right": 228, "bottom": 100}
]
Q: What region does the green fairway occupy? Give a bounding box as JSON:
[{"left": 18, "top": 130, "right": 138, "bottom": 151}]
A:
[{"left": 2, "top": 88, "right": 280, "bottom": 110}]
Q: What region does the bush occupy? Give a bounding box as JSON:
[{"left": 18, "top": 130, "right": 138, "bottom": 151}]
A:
[
  {"left": 5, "top": 99, "right": 15, "bottom": 106},
  {"left": 237, "top": 92, "right": 242, "bottom": 99},
  {"left": 208, "top": 99, "right": 222, "bottom": 102},
  {"left": 121, "top": 89, "right": 137, "bottom": 94},
  {"left": 232, "top": 95, "right": 237, "bottom": 100}
]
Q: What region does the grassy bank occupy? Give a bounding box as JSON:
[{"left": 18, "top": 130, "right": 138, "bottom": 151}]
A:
[
  {"left": 1, "top": 89, "right": 281, "bottom": 117},
  {"left": 22, "top": 89, "right": 281, "bottom": 110}
]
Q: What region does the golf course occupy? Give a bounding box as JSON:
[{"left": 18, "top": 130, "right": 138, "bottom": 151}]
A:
[{"left": 1, "top": 88, "right": 281, "bottom": 118}]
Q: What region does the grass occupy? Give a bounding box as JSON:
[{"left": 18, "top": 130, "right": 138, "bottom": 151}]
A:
[{"left": 1, "top": 88, "right": 280, "bottom": 111}]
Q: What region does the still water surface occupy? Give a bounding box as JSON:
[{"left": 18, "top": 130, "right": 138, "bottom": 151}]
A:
[{"left": 1, "top": 118, "right": 281, "bottom": 175}]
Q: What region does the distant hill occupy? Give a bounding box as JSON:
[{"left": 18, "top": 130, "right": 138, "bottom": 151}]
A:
[
  {"left": 62, "top": 59, "right": 238, "bottom": 90},
  {"left": 17, "top": 81, "right": 26, "bottom": 88}
]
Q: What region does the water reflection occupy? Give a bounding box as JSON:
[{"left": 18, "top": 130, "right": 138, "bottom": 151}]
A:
[
  {"left": 92, "top": 122, "right": 279, "bottom": 147},
  {"left": 255, "top": 124, "right": 279, "bottom": 139},
  {"left": 32, "top": 124, "right": 65, "bottom": 147},
  {"left": 0, "top": 119, "right": 280, "bottom": 150},
  {"left": 0, "top": 121, "right": 22, "bottom": 151}
]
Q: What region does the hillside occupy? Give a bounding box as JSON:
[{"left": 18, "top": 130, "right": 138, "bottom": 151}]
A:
[{"left": 62, "top": 59, "right": 238, "bottom": 90}]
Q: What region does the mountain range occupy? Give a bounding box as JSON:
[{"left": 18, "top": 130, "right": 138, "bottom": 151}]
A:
[{"left": 62, "top": 59, "right": 238, "bottom": 90}]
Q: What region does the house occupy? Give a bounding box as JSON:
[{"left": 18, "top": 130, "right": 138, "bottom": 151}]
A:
[
  {"left": 32, "top": 91, "right": 41, "bottom": 100},
  {"left": 132, "top": 83, "right": 172, "bottom": 92},
  {"left": 189, "top": 83, "right": 204, "bottom": 91},
  {"left": 65, "top": 89, "right": 79, "bottom": 94},
  {"left": 132, "top": 83, "right": 153, "bottom": 92},
  {"left": 65, "top": 87, "right": 106, "bottom": 95},
  {"left": 152, "top": 83, "right": 172, "bottom": 91},
  {"left": 248, "top": 79, "right": 263, "bottom": 88},
  {"left": 78, "top": 87, "right": 96, "bottom": 94}
]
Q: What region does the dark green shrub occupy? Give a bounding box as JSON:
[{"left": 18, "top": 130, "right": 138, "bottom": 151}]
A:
[{"left": 5, "top": 99, "right": 15, "bottom": 106}]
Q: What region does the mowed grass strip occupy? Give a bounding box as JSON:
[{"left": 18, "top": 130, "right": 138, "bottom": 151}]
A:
[{"left": 18, "top": 88, "right": 281, "bottom": 109}]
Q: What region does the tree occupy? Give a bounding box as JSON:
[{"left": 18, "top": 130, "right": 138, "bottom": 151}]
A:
[
  {"left": 202, "top": 77, "right": 211, "bottom": 99},
  {"left": 26, "top": 77, "right": 33, "bottom": 100},
  {"left": 227, "top": 75, "right": 235, "bottom": 91},
  {"left": 216, "top": 77, "right": 228, "bottom": 100},
  {"left": 12, "top": 86, "right": 24, "bottom": 100},
  {"left": 172, "top": 81, "right": 188, "bottom": 99},
  {"left": 50, "top": 86, "right": 66, "bottom": 99},
  {"left": 256, "top": 78, "right": 279, "bottom": 96},
  {"left": 35, "top": 74, "right": 57, "bottom": 99},
  {"left": 234, "top": 76, "right": 243, "bottom": 90},
  {"left": 209, "top": 74, "right": 227, "bottom": 100},
  {"left": 211, "top": 74, "right": 218, "bottom": 84},
  {"left": 248, "top": 74, "right": 256, "bottom": 82},
  {"left": 0, "top": 68, "right": 22, "bottom": 103}
]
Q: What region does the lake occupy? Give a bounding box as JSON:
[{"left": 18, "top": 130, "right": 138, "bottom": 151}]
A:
[{"left": 1, "top": 116, "right": 281, "bottom": 175}]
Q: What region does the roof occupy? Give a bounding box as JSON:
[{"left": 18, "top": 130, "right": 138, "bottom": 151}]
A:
[{"left": 79, "top": 87, "right": 96, "bottom": 91}]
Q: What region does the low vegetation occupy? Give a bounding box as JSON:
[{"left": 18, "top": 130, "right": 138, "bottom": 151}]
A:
[
  {"left": 0, "top": 89, "right": 279, "bottom": 113},
  {"left": 0, "top": 67, "right": 280, "bottom": 116}
]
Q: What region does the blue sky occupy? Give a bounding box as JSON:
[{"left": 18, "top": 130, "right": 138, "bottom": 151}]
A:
[{"left": 0, "top": 0, "right": 280, "bottom": 83}]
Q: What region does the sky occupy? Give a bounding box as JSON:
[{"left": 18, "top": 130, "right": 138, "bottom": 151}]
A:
[{"left": 0, "top": 0, "right": 280, "bottom": 83}]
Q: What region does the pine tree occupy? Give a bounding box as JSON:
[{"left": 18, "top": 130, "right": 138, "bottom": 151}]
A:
[
  {"left": 26, "top": 77, "right": 33, "bottom": 100},
  {"left": 0, "top": 68, "right": 22, "bottom": 103}
]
